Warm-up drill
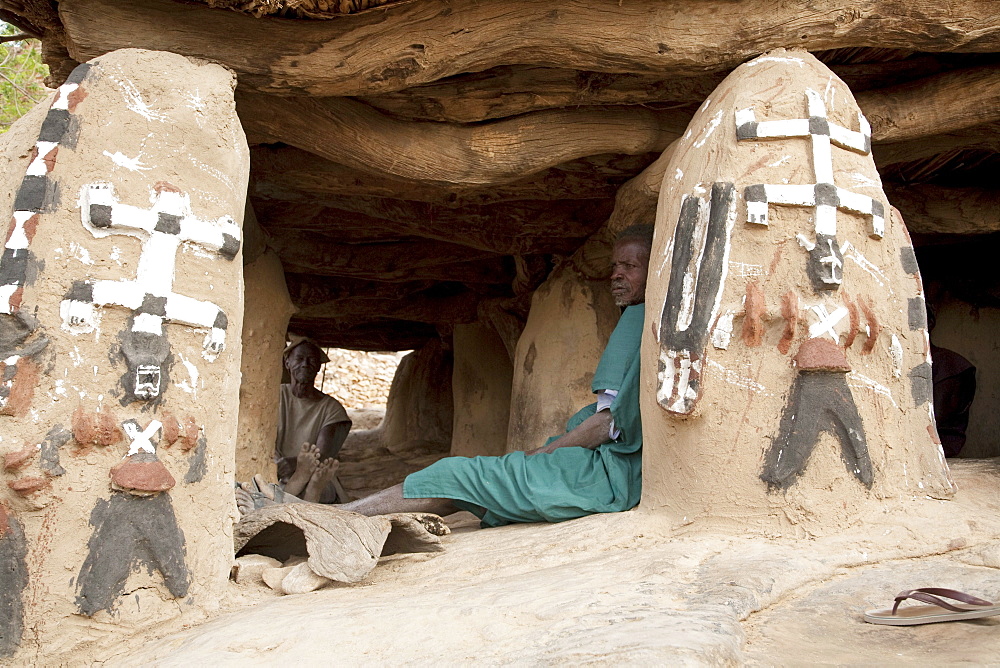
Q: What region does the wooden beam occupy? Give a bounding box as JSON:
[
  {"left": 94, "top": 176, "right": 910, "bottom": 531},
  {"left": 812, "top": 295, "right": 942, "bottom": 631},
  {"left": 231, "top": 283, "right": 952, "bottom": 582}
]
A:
[
  {"left": 358, "top": 58, "right": 954, "bottom": 124},
  {"left": 270, "top": 231, "right": 514, "bottom": 284},
  {"left": 857, "top": 66, "right": 1000, "bottom": 144},
  {"left": 885, "top": 184, "right": 1000, "bottom": 235},
  {"left": 873, "top": 123, "right": 1000, "bottom": 167},
  {"left": 253, "top": 199, "right": 607, "bottom": 255},
  {"left": 249, "top": 145, "right": 625, "bottom": 206},
  {"left": 283, "top": 273, "right": 439, "bottom": 306},
  {"left": 237, "top": 92, "right": 685, "bottom": 186},
  {"left": 361, "top": 66, "right": 712, "bottom": 123},
  {"left": 287, "top": 317, "right": 438, "bottom": 351},
  {"left": 293, "top": 290, "right": 481, "bottom": 325},
  {"left": 60, "top": 0, "right": 1000, "bottom": 96}
]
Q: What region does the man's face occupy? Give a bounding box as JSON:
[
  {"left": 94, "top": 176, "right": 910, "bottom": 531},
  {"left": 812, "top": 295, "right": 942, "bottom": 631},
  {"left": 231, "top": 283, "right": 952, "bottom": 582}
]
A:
[
  {"left": 285, "top": 343, "right": 323, "bottom": 384},
  {"left": 610, "top": 240, "right": 650, "bottom": 307}
]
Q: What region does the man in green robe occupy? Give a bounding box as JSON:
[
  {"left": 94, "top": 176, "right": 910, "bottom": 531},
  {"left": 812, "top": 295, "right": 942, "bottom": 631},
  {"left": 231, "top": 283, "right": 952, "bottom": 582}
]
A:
[{"left": 238, "top": 225, "right": 651, "bottom": 527}]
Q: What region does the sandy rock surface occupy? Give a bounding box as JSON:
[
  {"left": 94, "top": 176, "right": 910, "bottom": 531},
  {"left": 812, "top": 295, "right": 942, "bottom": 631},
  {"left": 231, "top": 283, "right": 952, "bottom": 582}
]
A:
[
  {"left": 318, "top": 349, "right": 406, "bottom": 410},
  {"left": 88, "top": 459, "right": 1000, "bottom": 665}
]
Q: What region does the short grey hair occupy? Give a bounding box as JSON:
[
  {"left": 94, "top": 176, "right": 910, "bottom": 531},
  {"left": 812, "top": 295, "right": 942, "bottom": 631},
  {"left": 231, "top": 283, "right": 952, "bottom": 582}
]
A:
[{"left": 615, "top": 224, "right": 654, "bottom": 252}]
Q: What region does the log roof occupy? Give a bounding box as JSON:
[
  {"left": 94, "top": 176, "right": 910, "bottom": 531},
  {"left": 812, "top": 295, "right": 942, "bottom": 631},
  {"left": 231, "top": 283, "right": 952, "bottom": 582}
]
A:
[{"left": 3, "top": 0, "right": 1000, "bottom": 349}]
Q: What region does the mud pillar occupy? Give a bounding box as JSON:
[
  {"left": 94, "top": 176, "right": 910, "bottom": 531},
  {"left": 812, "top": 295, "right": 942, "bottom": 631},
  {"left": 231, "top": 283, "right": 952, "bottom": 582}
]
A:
[
  {"left": 640, "top": 49, "right": 953, "bottom": 534},
  {"left": 0, "top": 48, "right": 248, "bottom": 660},
  {"left": 451, "top": 322, "right": 513, "bottom": 458},
  {"left": 379, "top": 338, "right": 453, "bottom": 452},
  {"left": 236, "top": 248, "right": 294, "bottom": 480},
  {"left": 507, "top": 263, "right": 619, "bottom": 453}
]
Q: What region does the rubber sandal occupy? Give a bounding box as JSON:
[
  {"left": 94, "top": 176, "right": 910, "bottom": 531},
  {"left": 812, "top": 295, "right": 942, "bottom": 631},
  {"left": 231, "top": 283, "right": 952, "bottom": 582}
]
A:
[
  {"left": 864, "top": 587, "right": 1000, "bottom": 625},
  {"left": 251, "top": 473, "right": 287, "bottom": 503}
]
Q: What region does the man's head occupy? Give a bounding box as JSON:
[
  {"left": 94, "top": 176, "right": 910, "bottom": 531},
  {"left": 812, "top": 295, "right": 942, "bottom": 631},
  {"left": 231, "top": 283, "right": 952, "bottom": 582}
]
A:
[
  {"left": 283, "top": 337, "right": 328, "bottom": 385},
  {"left": 610, "top": 224, "right": 654, "bottom": 307}
]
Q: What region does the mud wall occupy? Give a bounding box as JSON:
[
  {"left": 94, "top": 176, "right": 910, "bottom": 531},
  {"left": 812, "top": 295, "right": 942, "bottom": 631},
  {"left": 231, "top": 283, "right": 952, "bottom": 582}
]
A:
[
  {"left": 236, "top": 249, "right": 293, "bottom": 481},
  {"left": 451, "top": 322, "right": 512, "bottom": 458},
  {"left": 506, "top": 262, "right": 619, "bottom": 452}
]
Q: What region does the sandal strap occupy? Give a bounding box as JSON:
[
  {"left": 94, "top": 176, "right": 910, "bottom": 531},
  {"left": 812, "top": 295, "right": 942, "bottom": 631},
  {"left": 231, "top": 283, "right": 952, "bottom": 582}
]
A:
[{"left": 891, "top": 588, "right": 994, "bottom": 615}]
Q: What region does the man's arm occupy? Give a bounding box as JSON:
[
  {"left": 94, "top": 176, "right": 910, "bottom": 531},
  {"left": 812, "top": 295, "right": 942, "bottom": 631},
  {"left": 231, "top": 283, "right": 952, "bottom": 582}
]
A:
[{"left": 526, "top": 410, "right": 614, "bottom": 456}]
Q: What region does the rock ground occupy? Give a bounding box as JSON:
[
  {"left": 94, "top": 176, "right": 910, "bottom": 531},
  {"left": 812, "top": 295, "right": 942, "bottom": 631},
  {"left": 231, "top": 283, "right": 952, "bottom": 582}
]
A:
[
  {"left": 318, "top": 349, "right": 407, "bottom": 410},
  {"left": 85, "top": 458, "right": 1000, "bottom": 665}
]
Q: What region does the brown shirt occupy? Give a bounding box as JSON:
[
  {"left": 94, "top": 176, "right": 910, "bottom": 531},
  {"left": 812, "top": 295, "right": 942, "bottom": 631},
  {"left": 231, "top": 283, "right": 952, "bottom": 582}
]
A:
[{"left": 275, "top": 384, "right": 351, "bottom": 460}]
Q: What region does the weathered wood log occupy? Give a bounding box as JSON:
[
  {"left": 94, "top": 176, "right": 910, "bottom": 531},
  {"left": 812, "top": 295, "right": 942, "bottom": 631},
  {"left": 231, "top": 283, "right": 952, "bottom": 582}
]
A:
[
  {"left": 358, "top": 57, "right": 953, "bottom": 124},
  {"left": 874, "top": 123, "right": 1000, "bottom": 168},
  {"left": 283, "top": 273, "right": 438, "bottom": 307},
  {"left": 251, "top": 201, "right": 407, "bottom": 245},
  {"left": 294, "top": 290, "right": 481, "bottom": 325},
  {"left": 856, "top": 66, "right": 1000, "bottom": 144},
  {"left": 885, "top": 184, "right": 1000, "bottom": 235},
  {"left": 260, "top": 197, "right": 608, "bottom": 254},
  {"left": 361, "top": 66, "right": 712, "bottom": 123},
  {"left": 270, "top": 231, "right": 513, "bottom": 284},
  {"left": 59, "top": 0, "right": 1000, "bottom": 96},
  {"left": 250, "top": 146, "right": 642, "bottom": 208},
  {"left": 287, "top": 317, "right": 438, "bottom": 351},
  {"left": 237, "top": 92, "right": 685, "bottom": 186}
]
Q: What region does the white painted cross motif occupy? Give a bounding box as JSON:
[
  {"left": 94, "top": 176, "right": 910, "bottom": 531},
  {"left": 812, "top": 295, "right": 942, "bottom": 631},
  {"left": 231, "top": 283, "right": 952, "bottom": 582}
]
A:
[
  {"left": 123, "top": 418, "right": 162, "bottom": 456},
  {"left": 807, "top": 303, "right": 850, "bottom": 341},
  {"left": 61, "top": 182, "right": 239, "bottom": 350},
  {"left": 736, "top": 90, "right": 885, "bottom": 292},
  {"left": 60, "top": 182, "right": 240, "bottom": 402}
]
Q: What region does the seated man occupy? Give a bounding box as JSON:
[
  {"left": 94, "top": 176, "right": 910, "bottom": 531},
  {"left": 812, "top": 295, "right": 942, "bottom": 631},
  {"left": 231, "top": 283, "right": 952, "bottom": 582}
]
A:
[
  {"left": 240, "top": 224, "right": 652, "bottom": 526},
  {"left": 274, "top": 336, "right": 352, "bottom": 502}
]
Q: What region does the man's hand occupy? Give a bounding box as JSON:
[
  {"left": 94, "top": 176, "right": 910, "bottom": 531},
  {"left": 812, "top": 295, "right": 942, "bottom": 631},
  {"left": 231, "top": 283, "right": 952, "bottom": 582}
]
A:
[{"left": 525, "top": 410, "right": 614, "bottom": 455}]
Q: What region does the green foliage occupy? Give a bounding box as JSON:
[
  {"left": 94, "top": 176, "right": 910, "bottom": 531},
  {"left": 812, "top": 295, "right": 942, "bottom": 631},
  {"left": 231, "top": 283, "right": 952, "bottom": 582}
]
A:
[{"left": 0, "top": 22, "right": 50, "bottom": 134}]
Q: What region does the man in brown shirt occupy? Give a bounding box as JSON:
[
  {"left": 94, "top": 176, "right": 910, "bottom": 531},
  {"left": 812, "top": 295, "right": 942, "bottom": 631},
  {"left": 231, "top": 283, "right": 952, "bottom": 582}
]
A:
[{"left": 274, "top": 336, "right": 352, "bottom": 502}]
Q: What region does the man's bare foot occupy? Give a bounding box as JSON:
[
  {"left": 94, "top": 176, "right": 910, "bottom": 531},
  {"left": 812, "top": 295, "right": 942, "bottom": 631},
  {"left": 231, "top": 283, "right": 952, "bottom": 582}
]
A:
[
  {"left": 303, "top": 458, "right": 340, "bottom": 503},
  {"left": 283, "top": 443, "right": 319, "bottom": 496},
  {"left": 236, "top": 486, "right": 278, "bottom": 516}
]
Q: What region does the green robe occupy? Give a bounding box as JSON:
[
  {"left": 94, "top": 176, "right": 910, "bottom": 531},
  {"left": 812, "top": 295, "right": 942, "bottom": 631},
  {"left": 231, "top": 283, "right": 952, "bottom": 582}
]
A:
[{"left": 403, "top": 304, "right": 644, "bottom": 527}]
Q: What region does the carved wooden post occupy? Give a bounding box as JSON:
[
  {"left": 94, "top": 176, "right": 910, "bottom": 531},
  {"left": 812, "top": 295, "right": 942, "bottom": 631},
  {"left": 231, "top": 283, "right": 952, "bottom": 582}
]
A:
[
  {"left": 640, "top": 50, "right": 954, "bottom": 533},
  {"left": 0, "top": 48, "right": 248, "bottom": 660}
]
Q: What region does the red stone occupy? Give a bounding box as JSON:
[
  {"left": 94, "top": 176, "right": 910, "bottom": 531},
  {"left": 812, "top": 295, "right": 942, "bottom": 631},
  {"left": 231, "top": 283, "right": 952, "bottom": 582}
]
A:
[
  {"left": 110, "top": 455, "right": 176, "bottom": 493},
  {"left": 3, "top": 443, "right": 36, "bottom": 471},
  {"left": 794, "top": 337, "right": 850, "bottom": 372},
  {"left": 8, "top": 476, "right": 50, "bottom": 495}
]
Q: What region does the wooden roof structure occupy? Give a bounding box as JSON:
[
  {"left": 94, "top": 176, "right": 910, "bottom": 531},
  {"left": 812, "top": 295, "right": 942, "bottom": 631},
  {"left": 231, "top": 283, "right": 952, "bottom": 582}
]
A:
[{"left": 3, "top": 0, "right": 999, "bottom": 349}]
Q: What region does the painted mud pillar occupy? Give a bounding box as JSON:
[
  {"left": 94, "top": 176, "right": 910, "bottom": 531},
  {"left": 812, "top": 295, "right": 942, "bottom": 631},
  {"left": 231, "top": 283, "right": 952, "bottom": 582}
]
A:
[
  {"left": 0, "top": 48, "right": 248, "bottom": 660},
  {"left": 451, "top": 322, "right": 512, "bottom": 458},
  {"left": 507, "top": 262, "right": 619, "bottom": 452},
  {"left": 641, "top": 49, "right": 953, "bottom": 534}
]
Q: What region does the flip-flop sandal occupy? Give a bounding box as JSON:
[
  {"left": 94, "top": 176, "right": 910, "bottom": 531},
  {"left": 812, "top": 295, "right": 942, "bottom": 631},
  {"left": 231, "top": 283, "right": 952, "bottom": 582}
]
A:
[
  {"left": 235, "top": 487, "right": 275, "bottom": 512},
  {"left": 864, "top": 588, "right": 1000, "bottom": 625},
  {"left": 251, "top": 473, "right": 287, "bottom": 503}
]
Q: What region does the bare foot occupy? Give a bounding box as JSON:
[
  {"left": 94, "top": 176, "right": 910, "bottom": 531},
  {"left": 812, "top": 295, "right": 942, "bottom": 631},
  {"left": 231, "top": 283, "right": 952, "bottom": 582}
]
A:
[
  {"left": 303, "top": 458, "right": 340, "bottom": 503},
  {"left": 283, "top": 443, "right": 319, "bottom": 496},
  {"left": 236, "top": 487, "right": 277, "bottom": 516}
]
